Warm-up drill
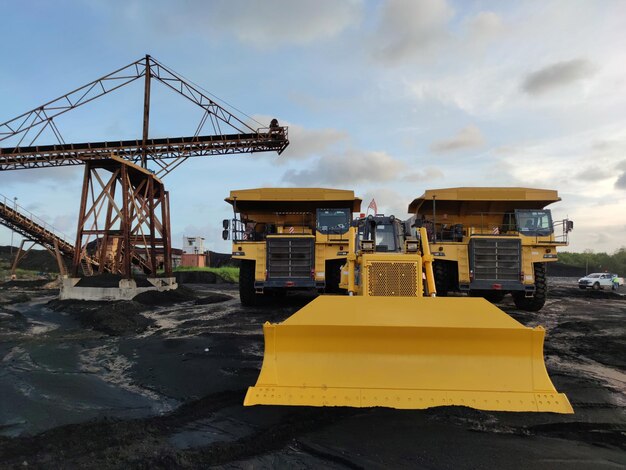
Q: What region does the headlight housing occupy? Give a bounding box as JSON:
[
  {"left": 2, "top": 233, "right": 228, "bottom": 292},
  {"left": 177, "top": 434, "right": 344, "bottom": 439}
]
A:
[{"left": 360, "top": 240, "right": 375, "bottom": 252}]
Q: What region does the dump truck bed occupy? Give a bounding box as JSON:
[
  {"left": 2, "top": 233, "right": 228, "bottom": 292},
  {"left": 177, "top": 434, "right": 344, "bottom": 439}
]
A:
[{"left": 408, "top": 187, "right": 561, "bottom": 215}]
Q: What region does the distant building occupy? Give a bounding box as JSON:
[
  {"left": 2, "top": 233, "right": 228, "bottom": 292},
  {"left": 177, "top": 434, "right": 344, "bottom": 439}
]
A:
[
  {"left": 182, "top": 236, "right": 205, "bottom": 254},
  {"left": 181, "top": 236, "right": 206, "bottom": 267}
]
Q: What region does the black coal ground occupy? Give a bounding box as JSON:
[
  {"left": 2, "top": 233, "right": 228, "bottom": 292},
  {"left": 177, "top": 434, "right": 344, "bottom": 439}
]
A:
[{"left": 0, "top": 280, "right": 624, "bottom": 469}]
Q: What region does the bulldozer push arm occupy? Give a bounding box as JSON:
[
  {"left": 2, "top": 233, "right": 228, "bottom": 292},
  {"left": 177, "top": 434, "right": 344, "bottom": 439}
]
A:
[{"left": 245, "top": 227, "right": 572, "bottom": 413}]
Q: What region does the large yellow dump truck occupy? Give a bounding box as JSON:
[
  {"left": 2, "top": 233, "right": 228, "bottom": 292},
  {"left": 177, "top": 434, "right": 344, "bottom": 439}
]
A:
[
  {"left": 223, "top": 188, "right": 361, "bottom": 305},
  {"left": 408, "top": 187, "right": 573, "bottom": 311},
  {"left": 244, "top": 223, "right": 573, "bottom": 414}
]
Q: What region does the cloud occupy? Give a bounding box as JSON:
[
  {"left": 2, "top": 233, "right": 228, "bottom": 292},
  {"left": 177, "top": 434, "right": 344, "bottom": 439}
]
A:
[
  {"left": 616, "top": 172, "right": 626, "bottom": 190},
  {"left": 574, "top": 166, "right": 613, "bottom": 182},
  {"left": 402, "top": 167, "right": 444, "bottom": 182},
  {"left": 282, "top": 150, "right": 411, "bottom": 185},
  {"left": 430, "top": 125, "right": 485, "bottom": 153},
  {"left": 371, "top": 0, "right": 454, "bottom": 63},
  {"left": 50, "top": 214, "right": 76, "bottom": 236},
  {"left": 466, "top": 11, "right": 504, "bottom": 43},
  {"left": 0, "top": 166, "right": 80, "bottom": 186},
  {"left": 360, "top": 187, "right": 407, "bottom": 216},
  {"left": 140, "top": 0, "right": 363, "bottom": 48},
  {"left": 521, "top": 59, "right": 597, "bottom": 95},
  {"left": 279, "top": 125, "right": 348, "bottom": 163},
  {"left": 249, "top": 115, "right": 349, "bottom": 164}
]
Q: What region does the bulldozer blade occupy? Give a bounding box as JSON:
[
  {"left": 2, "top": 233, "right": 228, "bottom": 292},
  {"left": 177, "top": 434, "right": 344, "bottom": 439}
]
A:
[{"left": 244, "top": 296, "right": 573, "bottom": 413}]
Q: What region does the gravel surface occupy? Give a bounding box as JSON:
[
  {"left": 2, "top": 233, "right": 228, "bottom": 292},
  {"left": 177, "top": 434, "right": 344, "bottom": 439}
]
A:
[{"left": 0, "top": 279, "right": 624, "bottom": 469}]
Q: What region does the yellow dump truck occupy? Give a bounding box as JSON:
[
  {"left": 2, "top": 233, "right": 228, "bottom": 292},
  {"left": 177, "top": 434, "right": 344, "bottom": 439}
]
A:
[
  {"left": 223, "top": 188, "right": 361, "bottom": 305},
  {"left": 244, "top": 223, "right": 573, "bottom": 413},
  {"left": 407, "top": 187, "right": 573, "bottom": 311}
]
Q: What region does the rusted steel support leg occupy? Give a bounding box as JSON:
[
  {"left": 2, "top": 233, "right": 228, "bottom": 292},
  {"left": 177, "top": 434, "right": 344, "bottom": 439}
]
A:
[
  {"left": 53, "top": 239, "right": 67, "bottom": 277},
  {"left": 99, "top": 181, "right": 117, "bottom": 273},
  {"left": 10, "top": 239, "right": 27, "bottom": 276},
  {"left": 73, "top": 163, "right": 91, "bottom": 277},
  {"left": 162, "top": 190, "right": 172, "bottom": 277},
  {"left": 121, "top": 164, "right": 131, "bottom": 278},
  {"left": 148, "top": 178, "right": 157, "bottom": 275}
]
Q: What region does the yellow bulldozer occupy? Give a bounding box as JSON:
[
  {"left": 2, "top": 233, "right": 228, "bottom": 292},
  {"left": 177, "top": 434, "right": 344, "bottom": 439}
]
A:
[{"left": 244, "top": 211, "right": 573, "bottom": 413}]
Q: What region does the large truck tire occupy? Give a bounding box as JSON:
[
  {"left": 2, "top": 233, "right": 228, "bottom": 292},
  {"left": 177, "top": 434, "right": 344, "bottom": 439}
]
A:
[
  {"left": 513, "top": 263, "right": 547, "bottom": 312},
  {"left": 325, "top": 259, "right": 344, "bottom": 294},
  {"left": 433, "top": 261, "right": 449, "bottom": 297},
  {"left": 239, "top": 260, "right": 261, "bottom": 306}
]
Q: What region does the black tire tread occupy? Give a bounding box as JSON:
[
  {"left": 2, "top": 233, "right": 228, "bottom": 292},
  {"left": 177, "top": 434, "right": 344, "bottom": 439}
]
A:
[
  {"left": 513, "top": 263, "right": 547, "bottom": 312},
  {"left": 239, "top": 260, "right": 260, "bottom": 306},
  {"left": 434, "top": 261, "right": 448, "bottom": 297}
]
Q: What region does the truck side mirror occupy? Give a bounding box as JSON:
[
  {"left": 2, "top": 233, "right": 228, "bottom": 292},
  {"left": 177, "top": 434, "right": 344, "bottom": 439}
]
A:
[
  {"left": 222, "top": 229, "right": 229, "bottom": 240},
  {"left": 566, "top": 220, "right": 574, "bottom": 232},
  {"left": 223, "top": 219, "right": 230, "bottom": 229}
]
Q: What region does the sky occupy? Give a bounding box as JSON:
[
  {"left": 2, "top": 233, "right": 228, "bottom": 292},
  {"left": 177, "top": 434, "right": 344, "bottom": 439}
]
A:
[{"left": 0, "top": 0, "right": 625, "bottom": 254}]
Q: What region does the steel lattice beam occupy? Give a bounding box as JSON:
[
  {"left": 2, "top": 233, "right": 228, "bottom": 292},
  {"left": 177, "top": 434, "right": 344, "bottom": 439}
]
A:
[
  {"left": 0, "top": 130, "right": 289, "bottom": 172},
  {"left": 0, "top": 55, "right": 289, "bottom": 174}
]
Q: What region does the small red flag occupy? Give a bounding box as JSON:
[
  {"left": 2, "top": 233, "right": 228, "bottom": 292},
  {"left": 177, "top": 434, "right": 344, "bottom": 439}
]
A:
[{"left": 367, "top": 198, "right": 377, "bottom": 214}]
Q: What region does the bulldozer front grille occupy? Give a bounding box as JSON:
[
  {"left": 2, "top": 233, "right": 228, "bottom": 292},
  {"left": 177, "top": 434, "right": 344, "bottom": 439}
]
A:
[
  {"left": 366, "top": 261, "right": 419, "bottom": 296},
  {"left": 470, "top": 238, "right": 521, "bottom": 281},
  {"left": 266, "top": 237, "right": 314, "bottom": 279}
]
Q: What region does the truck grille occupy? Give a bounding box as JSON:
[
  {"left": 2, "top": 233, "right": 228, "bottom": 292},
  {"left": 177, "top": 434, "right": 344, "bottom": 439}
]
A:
[
  {"left": 366, "top": 261, "right": 419, "bottom": 296},
  {"left": 470, "top": 238, "right": 520, "bottom": 281},
  {"left": 266, "top": 237, "right": 314, "bottom": 279}
]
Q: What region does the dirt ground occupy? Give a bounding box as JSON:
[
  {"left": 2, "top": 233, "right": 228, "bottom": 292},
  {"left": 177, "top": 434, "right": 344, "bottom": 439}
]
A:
[{"left": 0, "top": 279, "right": 624, "bottom": 469}]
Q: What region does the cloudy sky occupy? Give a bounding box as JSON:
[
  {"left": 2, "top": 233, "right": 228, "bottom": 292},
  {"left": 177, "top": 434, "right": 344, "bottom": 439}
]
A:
[{"left": 1, "top": 0, "right": 625, "bottom": 253}]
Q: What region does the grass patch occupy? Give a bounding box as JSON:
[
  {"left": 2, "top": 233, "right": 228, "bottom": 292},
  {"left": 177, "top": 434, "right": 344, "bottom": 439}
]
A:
[
  {"left": 173, "top": 266, "right": 239, "bottom": 282},
  {"left": 0, "top": 260, "right": 44, "bottom": 280}
]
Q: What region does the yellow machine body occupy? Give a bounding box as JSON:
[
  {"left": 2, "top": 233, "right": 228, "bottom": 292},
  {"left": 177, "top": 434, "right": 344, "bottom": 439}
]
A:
[
  {"left": 226, "top": 188, "right": 361, "bottom": 303},
  {"left": 244, "top": 296, "right": 572, "bottom": 413},
  {"left": 245, "top": 225, "right": 573, "bottom": 414},
  {"left": 407, "top": 187, "right": 573, "bottom": 309}
]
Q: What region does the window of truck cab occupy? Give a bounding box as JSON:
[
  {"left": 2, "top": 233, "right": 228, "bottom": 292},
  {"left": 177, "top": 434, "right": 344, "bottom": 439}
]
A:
[
  {"left": 316, "top": 208, "right": 350, "bottom": 235},
  {"left": 515, "top": 209, "right": 553, "bottom": 236}
]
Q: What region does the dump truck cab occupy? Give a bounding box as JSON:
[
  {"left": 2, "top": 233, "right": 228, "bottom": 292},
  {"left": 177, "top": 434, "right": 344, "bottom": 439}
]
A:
[
  {"left": 408, "top": 187, "right": 573, "bottom": 311},
  {"left": 224, "top": 188, "right": 361, "bottom": 305}
]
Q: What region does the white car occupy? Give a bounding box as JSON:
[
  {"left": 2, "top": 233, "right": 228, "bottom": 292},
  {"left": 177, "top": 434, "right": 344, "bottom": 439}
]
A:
[{"left": 578, "top": 273, "right": 623, "bottom": 290}]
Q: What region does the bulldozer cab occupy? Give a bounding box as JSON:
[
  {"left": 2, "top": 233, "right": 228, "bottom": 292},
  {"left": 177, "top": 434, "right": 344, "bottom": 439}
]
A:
[{"left": 354, "top": 215, "right": 404, "bottom": 253}]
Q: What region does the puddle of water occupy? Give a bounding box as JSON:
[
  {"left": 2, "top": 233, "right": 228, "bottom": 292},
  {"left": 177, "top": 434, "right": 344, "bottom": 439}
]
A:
[
  {"left": 138, "top": 299, "right": 242, "bottom": 339},
  {"left": 550, "top": 355, "right": 626, "bottom": 406},
  {"left": 79, "top": 343, "right": 174, "bottom": 407}
]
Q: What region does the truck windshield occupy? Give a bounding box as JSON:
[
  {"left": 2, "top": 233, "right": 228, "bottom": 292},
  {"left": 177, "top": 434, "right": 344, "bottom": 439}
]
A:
[
  {"left": 317, "top": 208, "right": 350, "bottom": 234},
  {"left": 515, "top": 210, "right": 553, "bottom": 236}
]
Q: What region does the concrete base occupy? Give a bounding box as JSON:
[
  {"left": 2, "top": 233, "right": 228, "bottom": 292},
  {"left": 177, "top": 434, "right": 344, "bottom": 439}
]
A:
[{"left": 59, "top": 277, "right": 178, "bottom": 301}]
